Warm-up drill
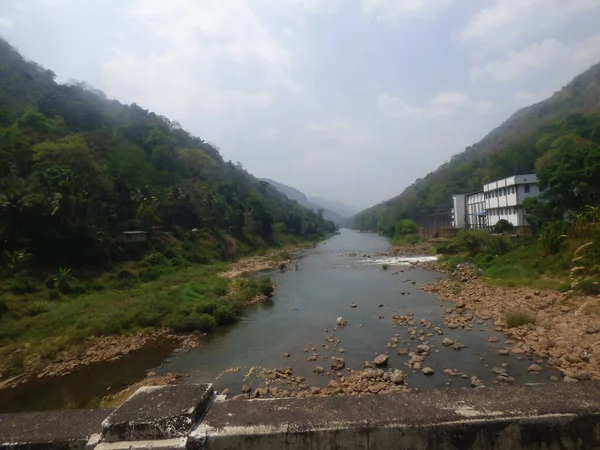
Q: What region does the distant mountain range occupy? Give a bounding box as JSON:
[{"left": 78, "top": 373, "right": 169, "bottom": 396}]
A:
[{"left": 260, "top": 178, "right": 354, "bottom": 227}]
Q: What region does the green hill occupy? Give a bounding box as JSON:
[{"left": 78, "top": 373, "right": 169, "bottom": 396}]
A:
[
  {"left": 0, "top": 38, "right": 337, "bottom": 268},
  {"left": 352, "top": 62, "right": 600, "bottom": 234}
]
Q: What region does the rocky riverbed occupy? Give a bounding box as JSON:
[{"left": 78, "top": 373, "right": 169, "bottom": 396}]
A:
[{"left": 423, "top": 263, "right": 600, "bottom": 382}]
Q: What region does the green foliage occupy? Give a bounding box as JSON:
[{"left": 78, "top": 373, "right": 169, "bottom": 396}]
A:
[
  {"left": 493, "top": 219, "right": 514, "bottom": 234},
  {"left": 455, "top": 229, "right": 490, "bottom": 257},
  {"left": 0, "top": 38, "right": 336, "bottom": 273},
  {"left": 382, "top": 264, "right": 389, "bottom": 270},
  {"left": 258, "top": 276, "right": 275, "bottom": 298},
  {"left": 394, "top": 219, "right": 418, "bottom": 238},
  {"left": 539, "top": 222, "right": 568, "bottom": 256},
  {"left": 9, "top": 275, "right": 38, "bottom": 294},
  {"left": 505, "top": 309, "right": 536, "bottom": 328}
]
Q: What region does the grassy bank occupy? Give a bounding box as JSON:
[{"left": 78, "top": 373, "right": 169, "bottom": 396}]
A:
[
  {"left": 436, "top": 226, "right": 600, "bottom": 293},
  {"left": 0, "top": 233, "right": 308, "bottom": 379}
]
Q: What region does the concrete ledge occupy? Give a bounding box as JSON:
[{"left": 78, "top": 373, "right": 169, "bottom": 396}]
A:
[
  {"left": 101, "top": 384, "right": 213, "bottom": 442},
  {"left": 190, "top": 383, "right": 600, "bottom": 450},
  {"left": 3, "top": 383, "right": 600, "bottom": 449},
  {"left": 0, "top": 409, "right": 113, "bottom": 450}
]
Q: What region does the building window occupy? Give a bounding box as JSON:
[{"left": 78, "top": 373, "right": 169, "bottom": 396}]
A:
[
  {"left": 511, "top": 187, "right": 515, "bottom": 194},
  {"left": 524, "top": 184, "right": 531, "bottom": 193}
]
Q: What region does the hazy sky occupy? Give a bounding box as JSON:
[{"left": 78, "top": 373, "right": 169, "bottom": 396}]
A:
[{"left": 2, "top": 0, "right": 600, "bottom": 209}]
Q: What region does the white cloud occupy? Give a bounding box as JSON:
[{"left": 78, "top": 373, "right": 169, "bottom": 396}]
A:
[
  {"left": 102, "top": 0, "right": 302, "bottom": 124},
  {"left": 377, "top": 92, "right": 491, "bottom": 119},
  {"left": 514, "top": 91, "right": 548, "bottom": 107},
  {"left": 0, "top": 17, "right": 14, "bottom": 29},
  {"left": 256, "top": 127, "right": 283, "bottom": 142},
  {"left": 461, "top": 0, "right": 600, "bottom": 45},
  {"left": 261, "top": 0, "right": 338, "bottom": 14},
  {"left": 362, "top": 0, "right": 454, "bottom": 22},
  {"left": 472, "top": 34, "right": 600, "bottom": 83}
]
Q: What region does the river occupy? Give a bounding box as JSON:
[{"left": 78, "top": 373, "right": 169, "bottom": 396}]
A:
[{"left": 0, "top": 229, "right": 558, "bottom": 412}]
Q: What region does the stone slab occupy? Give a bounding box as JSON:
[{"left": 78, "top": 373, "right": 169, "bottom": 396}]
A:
[
  {"left": 190, "top": 382, "right": 600, "bottom": 450},
  {"left": 95, "top": 437, "right": 186, "bottom": 450},
  {"left": 101, "top": 384, "right": 213, "bottom": 442},
  {"left": 0, "top": 409, "right": 112, "bottom": 450}
]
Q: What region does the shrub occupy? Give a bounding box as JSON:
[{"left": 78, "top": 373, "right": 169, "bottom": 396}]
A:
[
  {"left": 575, "top": 278, "right": 600, "bottom": 295},
  {"left": 165, "top": 313, "right": 217, "bottom": 333},
  {"left": 45, "top": 276, "right": 56, "bottom": 289},
  {"left": 213, "top": 285, "right": 228, "bottom": 297},
  {"left": 539, "top": 222, "right": 568, "bottom": 255},
  {"left": 382, "top": 264, "right": 389, "bottom": 270},
  {"left": 505, "top": 309, "right": 536, "bottom": 328},
  {"left": 140, "top": 252, "right": 170, "bottom": 267},
  {"left": 258, "top": 276, "right": 274, "bottom": 297},
  {"left": 118, "top": 269, "right": 136, "bottom": 279},
  {"left": 214, "top": 304, "right": 239, "bottom": 325},
  {"left": 456, "top": 229, "right": 489, "bottom": 257},
  {"left": 10, "top": 276, "right": 38, "bottom": 294},
  {"left": 56, "top": 267, "right": 73, "bottom": 294},
  {"left": 487, "top": 236, "right": 512, "bottom": 255},
  {"left": 493, "top": 219, "right": 514, "bottom": 234},
  {"left": 48, "top": 290, "right": 60, "bottom": 301}
]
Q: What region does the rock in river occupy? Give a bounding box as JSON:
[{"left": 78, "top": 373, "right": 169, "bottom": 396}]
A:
[
  {"left": 373, "top": 354, "right": 389, "bottom": 367},
  {"left": 331, "top": 357, "right": 346, "bottom": 370},
  {"left": 421, "top": 367, "right": 434, "bottom": 376},
  {"left": 391, "top": 370, "right": 405, "bottom": 384},
  {"left": 442, "top": 338, "right": 454, "bottom": 347}
]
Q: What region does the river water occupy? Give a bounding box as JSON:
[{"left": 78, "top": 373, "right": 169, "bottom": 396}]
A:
[
  {"left": 0, "top": 229, "right": 558, "bottom": 412},
  {"left": 158, "top": 229, "right": 558, "bottom": 392}
]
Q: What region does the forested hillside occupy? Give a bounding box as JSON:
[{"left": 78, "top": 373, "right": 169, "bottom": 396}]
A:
[
  {"left": 0, "top": 38, "right": 337, "bottom": 269},
  {"left": 352, "top": 62, "right": 600, "bottom": 234}
]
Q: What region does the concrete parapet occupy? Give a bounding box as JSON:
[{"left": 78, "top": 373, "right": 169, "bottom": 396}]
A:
[
  {"left": 0, "top": 409, "right": 112, "bottom": 450},
  {"left": 101, "top": 384, "right": 213, "bottom": 443},
  {"left": 2, "top": 383, "right": 600, "bottom": 449},
  {"left": 190, "top": 383, "right": 600, "bottom": 450}
]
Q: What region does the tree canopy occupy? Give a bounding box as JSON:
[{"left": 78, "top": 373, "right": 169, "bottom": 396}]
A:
[{"left": 0, "top": 38, "right": 337, "bottom": 268}]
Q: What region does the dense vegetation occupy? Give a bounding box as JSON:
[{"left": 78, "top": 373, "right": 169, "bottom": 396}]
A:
[
  {"left": 352, "top": 62, "right": 600, "bottom": 235},
  {"left": 436, "top": 113, "right": 600, "bottom": 294},
  {"left": 0, "top": 38, "right": 336, "bottom": 375}
]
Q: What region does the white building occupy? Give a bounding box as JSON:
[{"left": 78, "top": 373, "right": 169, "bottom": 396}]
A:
[
  {"left": 452, "top": 191, "right": 486, "bottom": 229},
  {"left": 483, "top": 174, "right": 540, "bottom": 228}
]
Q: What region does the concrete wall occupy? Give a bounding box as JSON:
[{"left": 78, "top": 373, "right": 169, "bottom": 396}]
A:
[
  {"left": 2, "top": 383, "right": 600, "bottom": 450},
  {"left": 452, "top": 195, "right": 466, "bottom": 228}
]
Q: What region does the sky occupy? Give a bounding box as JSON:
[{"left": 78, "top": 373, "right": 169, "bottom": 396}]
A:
[{"left": 2, "top": 0, "right": 600, "bottom": 210}]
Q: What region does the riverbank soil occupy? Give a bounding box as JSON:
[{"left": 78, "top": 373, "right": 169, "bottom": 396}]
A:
[{"left": 424, "top": 263, "right": 600, "bottom": 382}]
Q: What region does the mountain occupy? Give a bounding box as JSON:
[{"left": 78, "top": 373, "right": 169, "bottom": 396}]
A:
[
  {"left": 308, "top": 196, "right": 358, "bottom": 219},
  {"left": 260, "top": 178, "right": 348, "bottom": 227},
  {"left": 0, "top": 38, "right": 337, "bottom": 267},
  {"left": 352, "top": 62, "right": 600, "bottom": 234}
]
